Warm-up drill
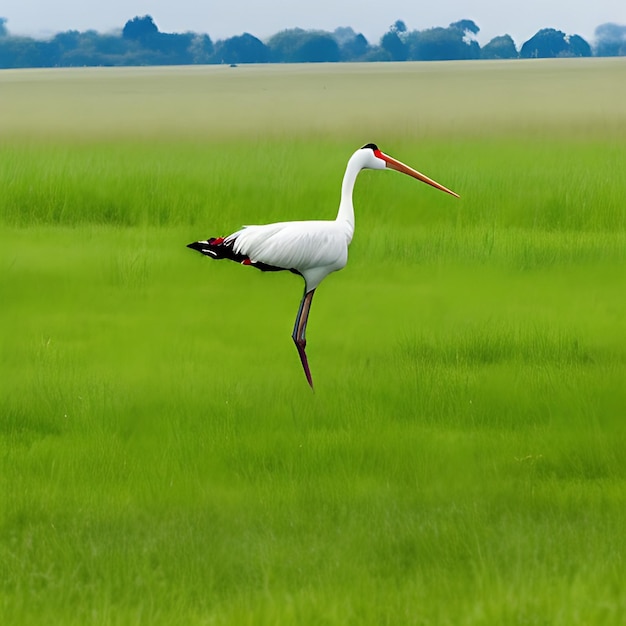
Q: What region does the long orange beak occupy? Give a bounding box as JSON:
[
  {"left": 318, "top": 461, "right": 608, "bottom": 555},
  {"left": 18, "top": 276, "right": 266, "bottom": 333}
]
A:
[{"left": 377, "top": 150, "right": 459, "bottom": 198}]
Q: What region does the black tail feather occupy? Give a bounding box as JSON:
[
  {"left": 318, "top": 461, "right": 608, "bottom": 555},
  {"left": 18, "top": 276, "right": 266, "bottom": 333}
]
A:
[
  {"left": 187, "top": 237, "right": 291, "bottom": 273},
  {"left": 186, "top": 237, "right": 247, "bottom": 262}
]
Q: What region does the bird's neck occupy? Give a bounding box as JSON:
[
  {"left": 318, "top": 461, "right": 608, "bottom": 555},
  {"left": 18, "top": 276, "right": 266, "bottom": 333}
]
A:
[{"left": 335, "top": 157, "right": 361, "bottom": 243}]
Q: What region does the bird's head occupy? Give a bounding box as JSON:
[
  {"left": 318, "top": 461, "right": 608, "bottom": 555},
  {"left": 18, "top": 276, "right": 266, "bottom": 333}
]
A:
[{"left": 357, "top": 143, "right": 459, "bottom": 198}]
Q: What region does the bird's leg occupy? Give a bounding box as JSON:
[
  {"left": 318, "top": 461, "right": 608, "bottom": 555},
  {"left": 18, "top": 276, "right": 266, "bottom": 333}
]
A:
[{"left": 292, "top": 288, "right": 316, "bottom": 389}]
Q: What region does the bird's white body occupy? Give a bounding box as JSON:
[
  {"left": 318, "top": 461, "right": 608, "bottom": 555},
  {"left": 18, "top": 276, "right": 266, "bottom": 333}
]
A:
[
  {"left": 225, "top": 146, "right": 380, "bottom": 291},
  {"left": 188, "top": 144, "right": 458, "bottom": 387},
  {"left": 227, "top": 220, "right": 350, "bottom": 291}
]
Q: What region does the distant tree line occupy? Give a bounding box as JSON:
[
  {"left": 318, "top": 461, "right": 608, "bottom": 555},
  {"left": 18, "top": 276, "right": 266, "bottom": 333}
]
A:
[{"left": 0, "top": 15, "right": 624, "bottom": 69}]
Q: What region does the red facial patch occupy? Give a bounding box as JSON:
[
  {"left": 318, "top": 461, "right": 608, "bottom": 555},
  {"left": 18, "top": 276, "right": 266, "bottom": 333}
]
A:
[{"left": 373, "top": 149, "right": 384, "bottom": 160}]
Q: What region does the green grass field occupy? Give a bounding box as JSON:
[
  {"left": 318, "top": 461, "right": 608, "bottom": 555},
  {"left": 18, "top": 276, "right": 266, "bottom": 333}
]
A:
[{"left": 1, "top": 59, "right": 625, "bottom": 625}]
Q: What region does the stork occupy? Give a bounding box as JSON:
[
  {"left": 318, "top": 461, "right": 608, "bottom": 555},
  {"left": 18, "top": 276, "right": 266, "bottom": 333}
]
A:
[{"left": 187, "top": 143, "right": 458, "bottom": 388}]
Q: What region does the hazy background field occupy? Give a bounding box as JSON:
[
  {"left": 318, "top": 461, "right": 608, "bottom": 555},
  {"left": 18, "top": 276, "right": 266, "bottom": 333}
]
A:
[{"left": 1, "top": 59, "right": 625, "bottom": 625}]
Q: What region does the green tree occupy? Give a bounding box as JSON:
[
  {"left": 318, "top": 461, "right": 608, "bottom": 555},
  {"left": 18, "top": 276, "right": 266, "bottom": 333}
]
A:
[
  {"left": 93, "top": 34, "right": 132, "bottom": 58},
  {"left": 450, "top": 20, "right": 480, "bottom": 36},
  {"left": 214, "top": 33, "right": 269, "bottom": 64},
  {"left": 333, "top": 27, "right": 357, "bottom": 45},
  {"left": 567, "top": 34, "right": 592, "bottom": 57},
  {"left": 52, "top": 30, "right": 91, "bottom": 66},
  {"left": 520, "top": 28, "right": 568, "bottom": 58},
  {"left": 122, "top": 15, "right": 159, "bottom": 42},
  {"left": 339, "top": 33, "right": 369, "bottom": 61},
  {"left": 594, "top": 23, "right": 626, "bottom": 56},
  {"left": 392, "top": 20, "right": 407, "bottom": 34},
  {"left": 380, "top": 30, "right": 407, "bottom": 61},
  {"left": 521, "top": 29, "right": 592, "bottom": 58},
  {"left": 481, "top": 34, "right": 518, "bottom": 59},
  {"left": 268, "top": 29, "right": 339, "bottom": 63},
  {"left": 295, "top": 33, "right": 339, "bottom": 62},
  {"left": 150, "top": 33, "right": 195, "bottom": 64},
  {"left": 407, "top": 24, "right": 479, "bottom": 61},
  {"left": 0, "top": 36, "right": 50, "bottom": 68},
  {"left": 267, "top": 28, "right": 308, "bottom": 62},
  {"left": 54, "top": 30, "right": 84, "bottom": 49},
  {"left": 189, "top": 34, "right": 214, "bottom": 64}
]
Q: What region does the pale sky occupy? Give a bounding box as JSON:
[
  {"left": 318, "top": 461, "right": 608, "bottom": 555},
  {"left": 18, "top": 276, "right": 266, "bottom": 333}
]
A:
[{"left": 1, "top": 1, "right": 624, "bottom": 47}]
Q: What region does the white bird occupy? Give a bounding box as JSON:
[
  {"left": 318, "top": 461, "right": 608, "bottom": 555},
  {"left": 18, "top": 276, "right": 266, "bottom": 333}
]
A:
[{"left": 188, "top": 143, "right": 458, "bottom": 388}]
